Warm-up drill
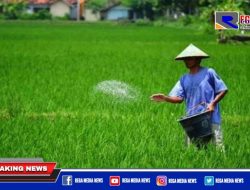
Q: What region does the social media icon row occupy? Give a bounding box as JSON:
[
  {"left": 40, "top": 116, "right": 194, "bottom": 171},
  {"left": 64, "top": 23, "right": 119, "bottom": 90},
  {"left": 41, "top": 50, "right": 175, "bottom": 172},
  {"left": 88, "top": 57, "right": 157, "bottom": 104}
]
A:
[{"left": 62, "top": 175, "right": 215, "bottom": 187}]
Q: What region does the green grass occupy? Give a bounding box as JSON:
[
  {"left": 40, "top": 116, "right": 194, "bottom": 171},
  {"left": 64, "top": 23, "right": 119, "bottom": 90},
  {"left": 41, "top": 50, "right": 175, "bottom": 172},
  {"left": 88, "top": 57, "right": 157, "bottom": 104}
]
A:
[{"left": 0, "top": 21, "right": 249, "bottom": 168}]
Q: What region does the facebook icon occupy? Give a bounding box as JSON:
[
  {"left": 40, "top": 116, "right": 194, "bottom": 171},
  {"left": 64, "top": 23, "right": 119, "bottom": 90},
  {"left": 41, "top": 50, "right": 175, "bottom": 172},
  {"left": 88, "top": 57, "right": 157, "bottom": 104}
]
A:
[{"left": 62, "top": 175, "right": 73, "bottom": 186}]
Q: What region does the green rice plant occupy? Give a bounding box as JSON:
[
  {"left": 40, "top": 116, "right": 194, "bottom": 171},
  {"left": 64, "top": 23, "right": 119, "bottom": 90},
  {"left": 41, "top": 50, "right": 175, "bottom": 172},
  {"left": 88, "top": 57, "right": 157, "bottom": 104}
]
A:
[{"left": 0, "top": 21, "right": 249, "bottom": 168}]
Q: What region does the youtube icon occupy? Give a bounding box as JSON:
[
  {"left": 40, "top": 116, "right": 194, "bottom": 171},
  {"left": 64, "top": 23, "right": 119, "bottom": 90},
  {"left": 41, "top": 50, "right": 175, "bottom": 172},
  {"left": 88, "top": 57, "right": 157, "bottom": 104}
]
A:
[{"left": 109, "top": 176, "right": 120, "bottom": 186}]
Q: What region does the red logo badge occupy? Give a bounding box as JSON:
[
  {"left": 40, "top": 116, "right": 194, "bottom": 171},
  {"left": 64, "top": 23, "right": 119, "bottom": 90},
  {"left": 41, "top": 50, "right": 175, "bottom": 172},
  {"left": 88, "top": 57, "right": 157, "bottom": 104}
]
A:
[{"left": 109, "top": 176, "right": 120, "bottom": 186}]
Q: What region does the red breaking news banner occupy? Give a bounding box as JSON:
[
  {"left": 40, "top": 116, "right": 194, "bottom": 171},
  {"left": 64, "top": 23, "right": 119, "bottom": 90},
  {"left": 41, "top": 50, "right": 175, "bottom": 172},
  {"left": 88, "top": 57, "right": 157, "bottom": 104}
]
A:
[
  {"left": 0, "top": 162, "right": 56, "bottom": 175},
  {"left": 0, "top": 162, "right": 60, "bottom": 182}
]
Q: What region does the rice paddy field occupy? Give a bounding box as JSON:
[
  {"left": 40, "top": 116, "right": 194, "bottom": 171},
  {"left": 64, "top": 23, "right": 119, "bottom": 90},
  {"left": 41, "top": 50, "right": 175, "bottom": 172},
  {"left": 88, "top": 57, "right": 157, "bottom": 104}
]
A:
[{"left": 0, "top": 21, "right": 249, "bottom": 168}]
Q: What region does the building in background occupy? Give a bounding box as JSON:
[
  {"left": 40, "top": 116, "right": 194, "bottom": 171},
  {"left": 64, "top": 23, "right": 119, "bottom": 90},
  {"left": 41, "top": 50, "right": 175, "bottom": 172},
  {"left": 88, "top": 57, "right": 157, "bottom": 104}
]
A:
[
  {"left": 50, "top": 0, "right": 71, "bottom": 17},
  {"left": 28, "top": 0, "right": 85, "bottom": 19},
  {"left": 2, "top": 0, "right": 133, "bottom": 21},
  {"left": 84, "top": 8, "right": 100, "bottom": 21},
  {"left": 100, "top": 3, "right": 131, "bottom": 20},
  {"left": 28, "top": 0, "right": 51, "bottom": 13}
]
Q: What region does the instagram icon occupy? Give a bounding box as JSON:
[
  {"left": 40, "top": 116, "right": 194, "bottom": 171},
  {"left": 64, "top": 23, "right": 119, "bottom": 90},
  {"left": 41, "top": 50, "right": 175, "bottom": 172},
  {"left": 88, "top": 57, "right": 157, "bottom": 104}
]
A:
[{"left": 156, "top": 176, "right": 167, "bottom": 186}]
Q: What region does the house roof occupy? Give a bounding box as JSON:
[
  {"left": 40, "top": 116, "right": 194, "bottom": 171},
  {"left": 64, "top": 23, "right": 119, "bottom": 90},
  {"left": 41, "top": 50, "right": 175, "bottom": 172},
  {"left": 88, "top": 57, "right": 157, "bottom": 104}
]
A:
[
  {"left": 29, "top": 0, "right": 53, "bottom": 5},
  {"left": 29, "top": 0, "right": 84, "bottom": 5},
  {"left": 100, "top": 2, "right": 129, "bottom": 12}
]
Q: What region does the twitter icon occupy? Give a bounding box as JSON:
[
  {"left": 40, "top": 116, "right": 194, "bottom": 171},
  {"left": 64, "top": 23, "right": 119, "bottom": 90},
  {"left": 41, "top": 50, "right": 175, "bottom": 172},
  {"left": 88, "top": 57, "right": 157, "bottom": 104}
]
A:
[{"left": 204, "top": 176, "right": 214, "bottom": 186}]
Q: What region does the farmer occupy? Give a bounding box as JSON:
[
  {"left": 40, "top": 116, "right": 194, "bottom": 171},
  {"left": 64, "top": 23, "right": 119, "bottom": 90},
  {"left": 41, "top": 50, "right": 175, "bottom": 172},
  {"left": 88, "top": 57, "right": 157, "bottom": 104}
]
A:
[{"left": 151, "top": 44, "right": 228, "bottom": 150}]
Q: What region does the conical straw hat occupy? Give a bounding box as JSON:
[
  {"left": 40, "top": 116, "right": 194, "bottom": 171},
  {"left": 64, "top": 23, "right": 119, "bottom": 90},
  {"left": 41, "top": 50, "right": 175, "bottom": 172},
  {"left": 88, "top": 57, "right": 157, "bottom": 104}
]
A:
[{"left": 175, "top": 44, "right": 209, "bottom": 60}]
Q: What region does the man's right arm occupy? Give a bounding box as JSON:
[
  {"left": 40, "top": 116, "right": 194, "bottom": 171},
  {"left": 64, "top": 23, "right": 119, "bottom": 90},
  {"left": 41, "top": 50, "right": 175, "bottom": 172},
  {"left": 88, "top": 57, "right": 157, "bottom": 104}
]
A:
[
  {"left": 150, "top": 93, "right": 183, "bottom": 103},
  {"left": 164, "top": 96, "right": 183, "bottom": 103}
]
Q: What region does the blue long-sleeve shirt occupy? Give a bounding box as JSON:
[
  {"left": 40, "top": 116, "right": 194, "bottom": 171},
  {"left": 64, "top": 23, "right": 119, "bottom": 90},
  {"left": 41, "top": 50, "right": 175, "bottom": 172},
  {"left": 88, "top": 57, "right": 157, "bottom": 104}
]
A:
[{"left": 169, "top": 67, "right": 228, "bottom": 125}]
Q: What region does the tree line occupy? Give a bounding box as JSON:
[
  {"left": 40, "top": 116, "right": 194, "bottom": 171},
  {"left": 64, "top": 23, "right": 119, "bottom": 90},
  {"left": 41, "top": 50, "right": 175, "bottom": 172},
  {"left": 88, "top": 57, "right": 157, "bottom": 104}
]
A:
[{"left": 87, "top": 0, "right": 250, "bottom": 20}]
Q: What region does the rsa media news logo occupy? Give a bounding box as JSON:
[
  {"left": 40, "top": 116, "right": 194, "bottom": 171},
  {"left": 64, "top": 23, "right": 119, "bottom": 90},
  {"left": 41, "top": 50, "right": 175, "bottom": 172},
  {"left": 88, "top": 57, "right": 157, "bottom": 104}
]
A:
[{"left": 215, "top": 11, "right": 250, "bottom": 30}]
